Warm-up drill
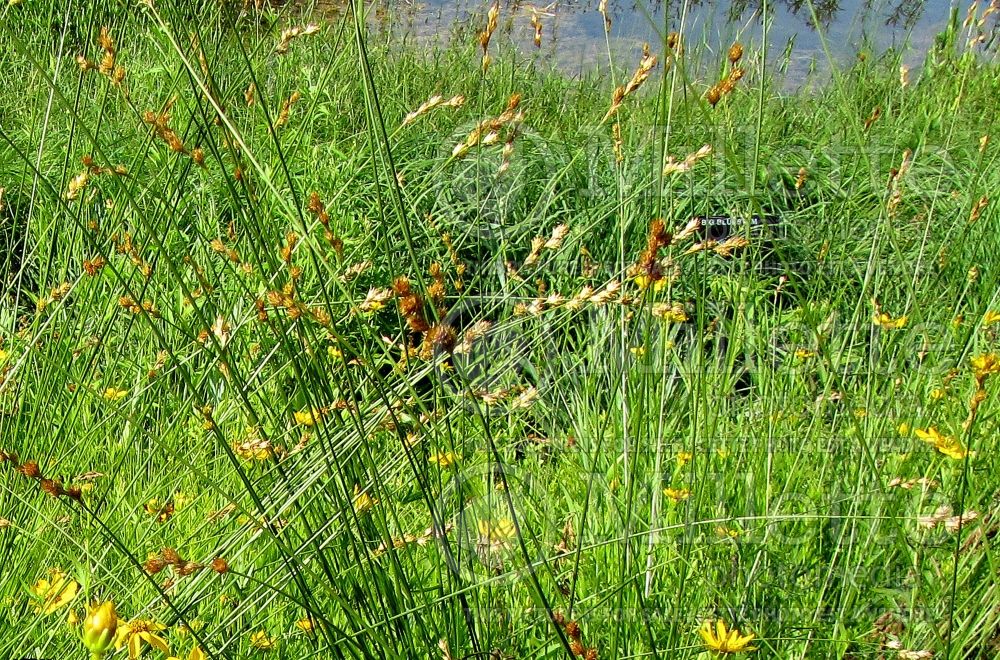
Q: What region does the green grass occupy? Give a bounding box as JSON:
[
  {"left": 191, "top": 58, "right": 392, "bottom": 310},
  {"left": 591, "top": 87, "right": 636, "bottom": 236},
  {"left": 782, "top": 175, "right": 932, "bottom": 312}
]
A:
[{"left": 2, "top": 0, "right": 1000, "bottom": 658}]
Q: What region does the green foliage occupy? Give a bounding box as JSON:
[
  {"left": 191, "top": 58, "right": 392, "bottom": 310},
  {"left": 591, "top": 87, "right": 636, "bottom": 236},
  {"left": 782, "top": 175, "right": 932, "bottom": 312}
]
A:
[{"left": 2, "top": 0, "right": 1000, "bottom": 658}]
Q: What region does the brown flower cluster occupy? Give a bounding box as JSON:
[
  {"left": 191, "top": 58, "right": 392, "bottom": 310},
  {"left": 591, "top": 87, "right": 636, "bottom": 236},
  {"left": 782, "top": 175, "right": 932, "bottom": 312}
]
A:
[
  {"left": 631, "top": 219, "right": 672, "bottom": 283},
  {"left": 452, "top": 93, "right": 523, "bottom": 159},
  {"left": 144, "top": 547, "right": 230, "bottom": 579},
  {"left": 76, "top": 27, "right": 125, "bottom": 86},
  {"left": 83, "top": 255, "right": 106, "bottom": 276},
  {"left": 118, "top": 295, "right": 160, "bottom": 319},
  {"left": 514, "top": 281, "right": 623, "bottom": 317},
  {"left": 35, "top": 282, "right": 72, "bottom": 313},
  {"left": 261, "top": 230, "right": 328, "bottom": 326},
  {"left": 604, "top": 44, "right": 658, "bottom": 121},
  {"left": 523, "top": 224, "right": 568, "bottom": 268},
  {"left": 142, "top": 103, "right": 185, "bottom": 153},
  {"left": 479, "top": 0, "right": 500, "bottom": 72},
  {"left": 553, "top": 612, "right": 598, "bottom": 659},
  {"left": 2, "top": 451, "right": 83, "bottom": 502},
  {"left": 275, "top": 91, "right": 302, "bottom": 129},
  {"left": 111, "top": 232, "right": 153, "bottom": 279},
  {"left": 307, "top": 191, "right": 343, "bottom": 257},
  {"left": 393, "top": 276, "right": 429, "bottom": 334},
  {"left": 275, "top": 23, "right": 320, "bottom": 55},
  {"left": 64, "top": 155, "right": 126, "bottom": 202},
  {"left": 705, "top": 44, "right": 746, "bottom": 107},
  {"left": 401, "top": 94, "right": 465, "bottom": 127},
  {"left": 863, "top": 106, "right": 882, "bottom": 131}
]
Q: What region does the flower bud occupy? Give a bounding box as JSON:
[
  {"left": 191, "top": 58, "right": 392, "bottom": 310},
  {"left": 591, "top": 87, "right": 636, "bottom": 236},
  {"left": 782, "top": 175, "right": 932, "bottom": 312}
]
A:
[{"left": 82, "top": 601, "right": 118, "bottom": 657}]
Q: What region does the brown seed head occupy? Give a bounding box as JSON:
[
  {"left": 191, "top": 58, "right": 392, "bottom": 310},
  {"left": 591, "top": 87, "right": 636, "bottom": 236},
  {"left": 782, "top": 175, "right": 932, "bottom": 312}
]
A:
[
  {"left": 425, "top": 324, "right": 457, "bottom": 354},
  {"left": 176, "top": 561, "right": 204, "bottom": 577},
  {"left": 706, "top": 86, "right": 722, "bottom": 106},
  {"left": 728, "top": 42, "right": 744, "bottom": 63},
  {"left": 40, "top": 478, "right": 65, "bottom": 498},
  {"left": 17, "top": 460, "right": 41, "bottom": 479},
  {"left": 144, "top": 555, "right": 168, "bottom": 574}
]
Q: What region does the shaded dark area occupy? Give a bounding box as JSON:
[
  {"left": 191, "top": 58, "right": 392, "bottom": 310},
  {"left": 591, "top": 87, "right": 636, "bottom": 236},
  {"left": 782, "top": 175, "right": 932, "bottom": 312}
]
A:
[{"left": 0, "top": 189, "right": 37, "bottom": 314}]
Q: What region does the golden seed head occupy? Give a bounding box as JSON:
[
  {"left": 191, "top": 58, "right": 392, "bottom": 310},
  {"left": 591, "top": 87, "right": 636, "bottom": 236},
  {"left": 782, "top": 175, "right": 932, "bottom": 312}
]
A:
[
  {"left": 17, "top": 460, "right": 41, "bottom": 479},
  {"left": 144, "top": 555, "right": 167, "bottom": 574},
  {"left": 728, "top": 42, "right": 744, "bottom": 63},
  {"left": 706, "top": 86, "right": 722, "bottom": 106}
]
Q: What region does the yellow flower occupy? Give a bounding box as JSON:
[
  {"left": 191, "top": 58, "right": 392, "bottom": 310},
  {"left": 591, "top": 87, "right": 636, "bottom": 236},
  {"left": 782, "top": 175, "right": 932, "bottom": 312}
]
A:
[
  {"left": 293, "top": 408, "right": 323, "bottom": 426},
  {"left": 715, "top": 526, "right": 740, "bottom": 539},
  {"left": 295, "top": 617, "right": 316, "bottom": 634},
  {"left": 930, "top": 388, "right": 945, "bottom": 401},
  {"left": 983, "top": 310, "right": 1000, "bottom": 326},
  {"left": 428, "top": 451, "right": 458, "bottom": 468},
  {"left": 873, "top": 312, "right": 907, "bottom": 330},
  {"left": 232, "top": 427, "right": 274, "bottom": 461},
  {"left": 794, "top": 348, "right": 815, "bottom": 360},
  {"left": 914, "top": 426, "right": 969, "bottom": 460},
  {"left": 173, "top": 491, "right": 193, "bottom": 510},
  {"left": 0, "top": 348, "right": 8, "bottom": 362},
  {"left": 249, "top": 630, "right": 277, "bottom": 650},
  {"left": 142, "top": 497, "right": 174, "bottom": 523},
  {"left": 663, "top": 487, "right": 692, "bottom": 503},
  {"left": 971, "top": 353, "right": 1000, "bottom": 379},
  {"left": 167, "top": 647, "right": 206, "bottom": 660},
  {"left": 352, "top": 485, "right": 378, "bottom": 515},
  {"left": 82, "top": 601, "right": 118, "bottom": 657},
  {"left": 897, "top": 422, "right": 910, "bottom": 436},
  {"left": 698, "top": 619, "right": 757, "bottom": 654},
  {"left": 478, "top": 517, "right": 516, "bottom": 544},
  {"left": 652, "top": 302, "right": 688, "bottom": 323},
  {"left": 676, "top": 451, "right": 693, "bottom": 467},
  {"left": 30, "top": 568, "right": 79, "bottom": 614},
  {"left": 630, "top": 346, "right": 647, "bottom": 357},
  {"left": 634, "top": 275, "right": 666, "bottom": 292},
  {"left": 102, "top": 387, "right": 128, "bottom": 401},
  {"left": 115, "top": 618, "right": 169, "bottom": 659}
]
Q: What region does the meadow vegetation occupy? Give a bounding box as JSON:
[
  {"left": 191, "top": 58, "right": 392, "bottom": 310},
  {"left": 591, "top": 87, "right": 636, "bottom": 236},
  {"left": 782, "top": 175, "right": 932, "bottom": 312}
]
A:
[{"left": 2, "top": 0, "right": 1000, "bottom": 657}]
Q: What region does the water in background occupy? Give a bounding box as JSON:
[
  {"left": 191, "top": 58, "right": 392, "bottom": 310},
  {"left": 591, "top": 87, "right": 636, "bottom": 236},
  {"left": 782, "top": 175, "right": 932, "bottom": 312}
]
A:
[{"left": 369, "top": 0, "right": 957, "bottom": 83}]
